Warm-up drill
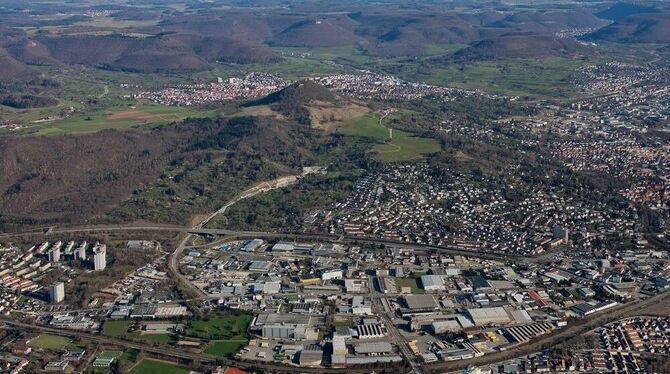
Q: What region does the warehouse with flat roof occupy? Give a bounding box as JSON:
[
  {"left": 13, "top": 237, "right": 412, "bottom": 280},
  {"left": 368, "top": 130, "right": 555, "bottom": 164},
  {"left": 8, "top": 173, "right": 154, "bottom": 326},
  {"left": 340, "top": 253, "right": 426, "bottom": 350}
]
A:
[{"left": 466, "top": 307, "right": 511, "bottom": 326}]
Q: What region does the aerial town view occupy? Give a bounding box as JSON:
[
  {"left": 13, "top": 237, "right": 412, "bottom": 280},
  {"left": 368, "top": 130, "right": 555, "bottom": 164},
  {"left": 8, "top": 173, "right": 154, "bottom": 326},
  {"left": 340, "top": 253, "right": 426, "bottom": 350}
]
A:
[{"left": 0, "top": 0, "right": 669, "bottom": 373}]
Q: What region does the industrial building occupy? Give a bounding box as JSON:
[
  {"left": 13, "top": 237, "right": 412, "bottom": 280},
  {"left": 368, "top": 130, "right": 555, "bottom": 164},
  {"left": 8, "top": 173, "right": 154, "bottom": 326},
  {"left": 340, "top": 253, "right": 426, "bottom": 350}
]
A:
[
  {"left": 421, "top": 275, "right": 445, "bottom": 291},
  {"left": 466, "top": 307, "right": 511, "bottom": 326}
]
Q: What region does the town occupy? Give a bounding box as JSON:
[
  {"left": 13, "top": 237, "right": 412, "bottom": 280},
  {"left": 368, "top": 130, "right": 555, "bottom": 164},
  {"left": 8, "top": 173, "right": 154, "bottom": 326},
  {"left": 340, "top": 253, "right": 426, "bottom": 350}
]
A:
[{"left": 0, "top": 229, "right": 667, "bottom": 373}]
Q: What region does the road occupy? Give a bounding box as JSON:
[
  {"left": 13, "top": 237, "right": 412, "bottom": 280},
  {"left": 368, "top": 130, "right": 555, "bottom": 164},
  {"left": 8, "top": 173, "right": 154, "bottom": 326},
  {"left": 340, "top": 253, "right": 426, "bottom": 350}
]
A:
[
  {"left": 372, "top": 296, "right": 422, "bottom": 373},
  {"left": 168, "top": 169, "right": 320, "bottom": 298},
  {"left": 0, "top": 228, "right": 524, "bottom": 264}
]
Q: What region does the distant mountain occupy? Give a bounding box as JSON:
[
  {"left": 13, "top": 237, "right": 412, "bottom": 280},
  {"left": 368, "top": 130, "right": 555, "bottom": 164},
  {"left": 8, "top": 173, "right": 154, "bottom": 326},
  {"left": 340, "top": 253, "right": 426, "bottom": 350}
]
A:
[
  {"left": 271, "top": 18, "right": 362, "bottom": 47},
  {"left": 0, "top": 49, "right": 30, "bottom": 82},
  {"left": 364, "top": 16, "right": 480, "bottom": 57},
  {"left": 453, "top": 34, "right": 590, "bottom": 61},
  {"left": 596, "top": 2, "right": 659, "bottom": 21},
  {"left": 487, "top": 10, "right": 608, "bottom": 33},
  {"left": 5, "top": 38, "right": 59, "bottom": 66},
  {"left": 27, "top": 33, "right": 278, "bottom": 73},
  {"left": 191, "top": 36, "right": 280, "bottom": 64},
  {"left": 586, "top": 13, "right": 670, "bottom": 43}
]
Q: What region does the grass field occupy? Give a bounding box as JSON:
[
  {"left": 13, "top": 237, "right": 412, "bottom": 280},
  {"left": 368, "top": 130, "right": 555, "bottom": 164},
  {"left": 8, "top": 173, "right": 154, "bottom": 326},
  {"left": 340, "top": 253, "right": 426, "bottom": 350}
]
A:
[
  {"left": 32, "top": 104, "right": 215, "bottom": 136},
  {"left": 339, "top": 114, "right": 441, "bottom": 162},
  {"left": 130, "top": 359, "right": 188, "bottom": 374},
  {"left": 102, "top": 320, "right": 132, "bottom": 338},
  {"left": 395, "top": 277, "right": 424, "bottom": 293},
  {"left": 186, "top": 314, "right": 252, "bottom": 340},
  {"left": 28, "top": 335, "right": 71, "bottom": 349},
  {"left": 204, "top": 340, "right": 248, "bottom": 357}
]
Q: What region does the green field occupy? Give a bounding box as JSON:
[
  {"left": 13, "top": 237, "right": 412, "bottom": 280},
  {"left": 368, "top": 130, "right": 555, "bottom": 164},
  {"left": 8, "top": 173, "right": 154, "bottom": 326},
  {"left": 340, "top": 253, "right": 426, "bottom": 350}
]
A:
[
  {"left": 339, "top": 114, "right": 441, "bottom": 162},
  {"left": 102, "top": 320, "right": 132, "bottom": 337},
  {"left": 204, "top": 340, "right": 248, "bottom": 357},
  {"left": 32, "top": 103, "right": 215, "bottom": 136},
  {"left": 28, "top": 335, "right": 71, "bottom": 349},
  {"left": 396, "top": 277, "right": 424, "bottom": 293},
  {"left": 186, "top": 314, "right": 252, "bottom": 340},
  {"left": 130, "top": 359, "right": 188, "bottom": 374}
]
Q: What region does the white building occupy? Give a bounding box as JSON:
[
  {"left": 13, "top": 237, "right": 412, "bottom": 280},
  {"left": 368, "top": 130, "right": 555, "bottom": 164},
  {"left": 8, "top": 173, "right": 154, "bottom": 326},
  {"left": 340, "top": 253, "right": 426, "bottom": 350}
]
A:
[
  {"left": 352, "top": 296, "right": 372, "bottom": 315},
  {"left": 75, "top": 241, "right": 87, "bottom": 260},
  {"left": 421, "top": 275, "right": 446, "bottom": 291},
  {"left": 321, "top": 269, "right": 343, "bottom": 281},
  {"left": 93, "top": 244, "right": 106, "bottom": 271},
  {"left": 48, "top": 247, "right": 61, "bottom": 263},
  {"left": 50, "top": 282, "right": 65, "bottom": 303}
]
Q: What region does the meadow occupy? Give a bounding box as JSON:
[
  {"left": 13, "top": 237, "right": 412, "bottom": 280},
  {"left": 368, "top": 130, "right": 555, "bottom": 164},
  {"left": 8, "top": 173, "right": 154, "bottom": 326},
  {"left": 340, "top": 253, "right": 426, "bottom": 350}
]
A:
[
  {"left": 204, "top": 340, "right": 248, "bottom": 357},
  {"left": 33, "top": 104, "right": 215, "bottom": 136},
  {"left": 27, "top": 335, "right": 70, "bottom": 349},
  {"left": 186, "top": 314, "right": 252, "bottom": 340},
  {"left": 102, "top": 320, "right": 132, "bottom": 337},
  {"left": 339, "top": 114, "right": 442, "bottom": 162},
  {"left": 130, "top": 359, "right": 188, "bottom": 374}
]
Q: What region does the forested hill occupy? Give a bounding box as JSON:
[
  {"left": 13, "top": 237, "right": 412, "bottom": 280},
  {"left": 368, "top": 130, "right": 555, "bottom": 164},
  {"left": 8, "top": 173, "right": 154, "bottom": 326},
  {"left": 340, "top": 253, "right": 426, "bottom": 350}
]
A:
[{"left": 0, "top": 114, "right": 334, "bottom": 230}]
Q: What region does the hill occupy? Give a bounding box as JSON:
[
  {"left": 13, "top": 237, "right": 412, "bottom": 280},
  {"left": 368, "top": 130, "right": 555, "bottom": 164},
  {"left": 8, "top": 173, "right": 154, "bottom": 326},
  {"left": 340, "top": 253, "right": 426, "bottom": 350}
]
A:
[
  {"left": 364, "top": 16, "right": 480, "bottom": 57},
  {"left": 246, "top": 80, "right": 337, "bottom": 125},
  {"left": 596, "top": 2, "right": 659, "bottom": 21},
  {"left": 5, "top": 38, "right": 59, "bottom": 66},
  {"left": 191, "top": 36, "right": 280, "bottom": 64},
  {"left": 453, "top": 34, "right": 590, "bottom": 61},
  {"left": 486, "top": 10, "right": 608, "bottom": 33},
  {"left": 271, "top": 18, "right": 362, "bottom": 47},
  {"left": 0, "top": 129, "right": 181, "bottom": 227},
  {"left": 0, "top": 49, "right": 30, "bottom": 82},
  {"left": 30, "top": 33, "right": 277, "bottom": 72},
  {"left": 585, "top": 13, "right": 670, "bottom": 43},
  {"left": 0, "top": 114, "right": 327, "bottom": 229}
]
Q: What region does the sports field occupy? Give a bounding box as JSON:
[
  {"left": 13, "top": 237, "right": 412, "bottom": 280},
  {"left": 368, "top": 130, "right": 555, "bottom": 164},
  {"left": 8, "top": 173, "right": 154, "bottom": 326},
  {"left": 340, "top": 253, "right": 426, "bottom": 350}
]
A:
[{"left": 28, "top": 334, "right": 71, "bottom": 349}]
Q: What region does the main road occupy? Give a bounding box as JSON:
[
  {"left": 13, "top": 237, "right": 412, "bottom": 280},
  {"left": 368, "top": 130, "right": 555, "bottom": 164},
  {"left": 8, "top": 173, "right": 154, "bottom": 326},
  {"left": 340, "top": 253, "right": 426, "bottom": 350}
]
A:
[{"left": 168, "top": 169, "right": 322, "bottom": 297}]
